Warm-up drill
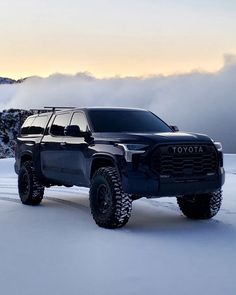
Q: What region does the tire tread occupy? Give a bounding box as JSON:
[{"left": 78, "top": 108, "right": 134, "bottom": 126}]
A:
[
  {"left": 177, "top": 190, "right": 222, "bottom": 219},
  {"left": 90, "top": 167, "right": 132, "bottom": 228},
  {"left": 18, "top": 161, "right": 44, "bottom": 205}
]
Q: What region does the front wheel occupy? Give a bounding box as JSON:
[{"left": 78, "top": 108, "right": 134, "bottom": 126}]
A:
[
  {"left": 89, "top": 167, "right": 132, "bottom": 229},
  {"left": 177, "top": 189, "right": 222, "bottom": 219}
]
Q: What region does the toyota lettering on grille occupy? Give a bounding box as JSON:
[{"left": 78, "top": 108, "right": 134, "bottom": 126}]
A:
[{"left": 171, "top": 146, "right": 204, "bottom": 154}]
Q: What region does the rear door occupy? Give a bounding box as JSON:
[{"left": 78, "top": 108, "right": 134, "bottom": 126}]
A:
[{"left": 40, "top": 112, "right": 72, "bottom": 183}]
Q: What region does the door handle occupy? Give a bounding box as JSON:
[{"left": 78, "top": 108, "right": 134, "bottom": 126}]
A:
[{"left": 60, "top": 142, "right": 67, "bottom": 146}]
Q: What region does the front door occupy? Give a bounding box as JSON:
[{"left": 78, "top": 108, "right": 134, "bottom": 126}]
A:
[
  {"left": 62, "top": 111, "right": 91, "bottom": 186},
  {"left": 41, "top": 112, "right": 72, "bottom": 183}
]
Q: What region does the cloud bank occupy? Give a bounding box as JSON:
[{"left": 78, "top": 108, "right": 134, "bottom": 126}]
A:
[{"left": 1, "top": 55, "right": 236, "bottom": 152}]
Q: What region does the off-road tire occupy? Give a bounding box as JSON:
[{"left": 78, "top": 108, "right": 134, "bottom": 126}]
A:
[
  {"left": 18, "top": 161, "right": 44, "bottom": 205},
  {"left": 177, "top": 189, "right": 222, "bottom": 219},
  {"left": 89, "top": 167, "right": 132, "bottom": 229}
]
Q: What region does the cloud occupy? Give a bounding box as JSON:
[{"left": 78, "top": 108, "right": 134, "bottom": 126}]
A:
[{"left": 0, "top": 55, "right": 236, "bottom": 152}]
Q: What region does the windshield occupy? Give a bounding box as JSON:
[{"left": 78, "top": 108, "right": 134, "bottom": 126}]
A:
[{"left": 88, "top": 109, "right": 172, "bottom": 133}]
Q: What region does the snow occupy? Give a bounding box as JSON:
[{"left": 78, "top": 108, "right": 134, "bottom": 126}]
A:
[{"left": 0, "top": 156, "right": 235, "bottom": 295}]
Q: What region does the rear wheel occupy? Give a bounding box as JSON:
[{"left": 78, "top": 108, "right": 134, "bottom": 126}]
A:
[
  {"left": 177, "top": 189, "right": 222, "bottom": 219},
  {"left": 18, "top": 161, "right": 44, "bottom": 205},
  {"left": 89, "top": 167, "right": 132, "bottom": 229}
]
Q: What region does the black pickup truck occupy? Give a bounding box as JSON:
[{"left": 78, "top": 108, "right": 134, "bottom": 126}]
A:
[{"left": 15, "top": 107, "right": 225, "bottom": 228}]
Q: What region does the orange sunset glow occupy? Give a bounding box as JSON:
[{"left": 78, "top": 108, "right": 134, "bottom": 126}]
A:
[{"left": 0, "top": 0, "right": 236, "bottom": 78}]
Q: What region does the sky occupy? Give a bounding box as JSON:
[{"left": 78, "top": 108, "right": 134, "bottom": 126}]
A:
[{"left": 0, "top": 0, "right": 236, "bottom": 79}]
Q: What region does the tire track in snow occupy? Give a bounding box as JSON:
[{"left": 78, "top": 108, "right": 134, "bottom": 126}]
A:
[
  {"left": 145, "top": 199, "right": 180, "bottom": 212},
  {"left": 0, "top": 195, "right": 89, "bottom": 212},
  {"left": 45, "top": 196, "right": 89, "bottom": 211},
  {"left": 0, "top": 190, "right": 87, "bottom": 211},
  {"left": 0, "top": 196, "right": 20, "bottom": 203}
]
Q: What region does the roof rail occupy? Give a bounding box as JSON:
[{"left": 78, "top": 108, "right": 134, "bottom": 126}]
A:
[
  {"left": 29, "top": 107, "right": 76, "bottom": 114},
  {"left": 30, "top": 109, "right": 51, "bottom": 114},
  {"left": 44, "top": 106, "right": 76, "bottom": 112}
]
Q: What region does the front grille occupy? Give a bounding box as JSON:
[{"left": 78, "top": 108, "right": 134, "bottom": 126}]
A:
[{"left": 151, "top": 144, "right": 218, "bottom": 177}]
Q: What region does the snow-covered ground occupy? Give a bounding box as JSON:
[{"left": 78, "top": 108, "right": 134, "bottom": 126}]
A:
[{"left": 0, "top": 156, "right": 235, "bottom": 295}]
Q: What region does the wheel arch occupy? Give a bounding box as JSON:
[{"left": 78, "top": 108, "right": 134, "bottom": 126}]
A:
[{"left": 90, "top": 154, "right": 119, "bottom": 179}]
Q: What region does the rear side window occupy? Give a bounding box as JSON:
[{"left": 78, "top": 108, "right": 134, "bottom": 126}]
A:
[
  {"left": 28, "top": 116, "right": 48, "bottom": 135},
  {"left": 50, "top": 113, "right": 71, "bottom": 136},
  {"left": 21, "top": 117, "right": 35, "bottom": 135},
  {"left": 70, "top": 112, "right": 89, "bottom": 132}
]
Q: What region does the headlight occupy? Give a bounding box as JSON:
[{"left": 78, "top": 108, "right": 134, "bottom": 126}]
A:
[
  {"left": 116, "top": 143, "right": 148, "bottom": 162},
  {"left": 214, "top": 142, "right": 223, "bottom": 152}
]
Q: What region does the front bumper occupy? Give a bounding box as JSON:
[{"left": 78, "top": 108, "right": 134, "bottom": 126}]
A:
[{"left": 121, "top": 166, "right": 225, "bottom": 198}]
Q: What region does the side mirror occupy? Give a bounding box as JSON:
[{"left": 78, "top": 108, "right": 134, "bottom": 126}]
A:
[
  {"left": 64, "top": 125, "right": 82, "bottom": 137},
  {"left": 170, "top": 125, "right": 179, "bottom": 132},
  {"left": 64, "top": 125, "right": 92, "bottom": 138}
]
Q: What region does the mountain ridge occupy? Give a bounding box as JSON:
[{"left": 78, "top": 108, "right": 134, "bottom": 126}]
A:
[
  {"left": 0, "top": 77, "right": 26, "bottom": 85},
  {"left": 0, "top": 109, "right": 33, "bottom": 158}
]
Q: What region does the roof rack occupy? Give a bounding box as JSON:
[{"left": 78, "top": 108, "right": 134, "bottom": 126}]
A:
[
  {"left": 44, "top": 106, "right": 76, "bottom": 112},
  {"left": 30, "top": 109, "right": 50, "bottom": 114},
  {"left": 30, "top": 107, "right": 76, "bottom": 114}
]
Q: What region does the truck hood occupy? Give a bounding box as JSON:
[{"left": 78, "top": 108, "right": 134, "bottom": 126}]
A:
[{"left": 93, "top": 132, "right": 213, "bottom": 145}]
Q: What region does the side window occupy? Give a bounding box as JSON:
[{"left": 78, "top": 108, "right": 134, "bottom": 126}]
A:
[
  {"left": 21, "top": 117, "right": 35, "bottom": 135},
  {"left": 50, "top": 113, "right": 71, "bottom": 136},
  {"left": 70, "top": 112, "right": 89, "bottom": 132},
  {"left": 28, "top": 116, "right": 48, "bottom": 135}
]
